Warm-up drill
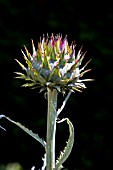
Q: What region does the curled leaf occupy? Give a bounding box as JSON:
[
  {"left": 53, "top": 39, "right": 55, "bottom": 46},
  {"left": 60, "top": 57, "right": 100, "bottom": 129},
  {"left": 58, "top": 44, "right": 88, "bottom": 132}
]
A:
[{"left": 54, "top": 118, "right": 74, "bottom": 170}]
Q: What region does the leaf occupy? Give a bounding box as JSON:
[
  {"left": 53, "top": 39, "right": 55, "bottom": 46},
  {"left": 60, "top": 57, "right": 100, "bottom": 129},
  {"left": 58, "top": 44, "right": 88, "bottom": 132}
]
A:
[
  {"left": 63, "top": 62, "right": 78, "bottom": 79},
  {"left": 14, "top": 72, "right": 30, "bottom": 80},
  {"left": 72, "top": 86, "right": 82, "bottom": 92},
  {"left": 58, "top": 52, "right": 66, "bottom": 69},
  {"left": 31, "top": 39, "right": 36, "bottom": 55},
  {"left": 49, "top": 47, "right": 57, "bottom": 61},
  {"left": 57, "top": 91, "right": 72, "bottom": 116},
  {"left": 0, "top": 125, "right": 6, "bottom": 131},
  {"left": 80, "top": 59, "right": 92, "bottom": 72},
  {"left": 36, "top": 44, "right": 43, "bottom": 62},
  {"left": 49, "top": 66, "right": 61, "bottom": 82},
  {"left": 24, "top": 46, "right": 31, "bottom": 59},
  {"left": 40, "top": 54, "right": 51, "bottom": 80},
  {"left": 76, "top": 50, "right": 87, "bottom": 66},
  {"left": 26, "top": 58, "right": 32, "bottom": 68},
  {"left": 14, "top": 72, "right": 25, "bottom": 76},
  {"left": 0, "top": 115, "right": 46, "bottom": 148},
  {"left": 55, "top": 86, "right": 61, "bottom": 92},
  {"left": 15, "top": 59, "right": 26, "bottom": 70},
  {"left": 59, "top": 79, "right": 70, "bottom": 85},
  {"left": 21, "top": 83, "right": 36, "bottom": 87},
  {"left": 21, "top": 49, "right": 32, "bottom": 68},
  {"left": 54, "top": 118, "right": 74, "bottom": 170},
  {"left": 27, "top": 69, "right": 46, "bottom": 84},
  {"left": 39, "top": 86, "right": 46, "bottom": 93},
  {"left": 80, "top": 69, "right": 91, "bottom": 77},
  {"left": 43, "top": 54, "right": 50, "bottom": 70},
  {"left": 40, "top": 68, "right": 51, "bottom": 81}
]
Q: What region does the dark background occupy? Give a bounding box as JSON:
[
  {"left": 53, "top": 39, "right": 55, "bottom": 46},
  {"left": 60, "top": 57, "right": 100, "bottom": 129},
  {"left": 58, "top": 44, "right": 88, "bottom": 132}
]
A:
[{"left": 0, "top": 0, "right": 112, "bottom": 169}]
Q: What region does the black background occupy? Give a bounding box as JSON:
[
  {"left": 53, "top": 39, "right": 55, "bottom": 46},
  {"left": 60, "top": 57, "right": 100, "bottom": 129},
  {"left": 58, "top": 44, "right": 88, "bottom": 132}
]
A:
[{"left": 0, "top": 0, "right": 112, "bottom": 169}]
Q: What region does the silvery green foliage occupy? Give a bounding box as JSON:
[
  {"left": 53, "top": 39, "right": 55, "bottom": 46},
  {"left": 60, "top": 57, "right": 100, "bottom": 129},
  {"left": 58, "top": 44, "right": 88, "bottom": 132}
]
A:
[{"left": 0, "top": 113, "right": 74, "bottom": 170}]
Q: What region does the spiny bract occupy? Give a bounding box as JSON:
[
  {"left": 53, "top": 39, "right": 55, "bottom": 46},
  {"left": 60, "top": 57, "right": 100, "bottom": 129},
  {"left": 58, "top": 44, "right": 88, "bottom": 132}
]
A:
[{"left": 15, "top": 34, "right": 92, "bottom": 93}]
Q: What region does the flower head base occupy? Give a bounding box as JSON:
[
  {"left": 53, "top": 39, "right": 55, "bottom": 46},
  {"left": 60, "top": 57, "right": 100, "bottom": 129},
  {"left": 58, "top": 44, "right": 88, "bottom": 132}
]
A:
[{"left": 15, "top": 34, "right": 92, "bottom": 93}]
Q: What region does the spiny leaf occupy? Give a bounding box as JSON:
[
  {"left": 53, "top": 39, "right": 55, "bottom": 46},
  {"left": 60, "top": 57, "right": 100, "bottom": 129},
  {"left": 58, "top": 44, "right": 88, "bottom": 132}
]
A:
[
  {"left": 80, "top": 69, "right": 91, "bottom": 77},
  {"left": 39, "top": 86, "right": 46, "bottom": 93},
  {"left": 76, "top": 46, "right": 83, "bottom": 60},
  {"left": 24, "top": 46, "right": 31, "bottom": 59},
  {"left": 71, "top": 86, "right": 82, "bottom": 92},
  {"left": 14, "top": 72, "right": 25, "bottom": 76},
  {"left": 21, "top": 83, "right": 36, "bottom": 87},
  {"left": 63, "top": 60, "right": 79, "bottom": 79},
  {"left": 27, "top": 68, "right": 46, "bottom": 84},
  {"left": 70, "top": 69, "right": 91, "bottom": 84},
  {"left": 0, "top": 115, "right": 46, "bottom": 148},
  {"left": 14, "top": 72, "right": 26, "bottom": 79},
  {"left": 14, "top": 72, "right": 33, "bottom": 81},
  {"left": 15, "top": 59, "right": 26, "bottom": 70},
  {"left": 40, "top": 55, "right": 51, "bottom": 80},
  {"left": 77, "top": 51, "right": 87, "bottom": 66},
  {"left": 80, "top": 59, "right": 92, "bottom": 72},
  {"left": 21, "top": 49, "right": 28, "bottom": 60},
  {"left": 79, "top": 78, "right": 94, "bottom": 82},
  {"left": 31, "top": 39, "right": 36, "bottom": 55},
  {"left": 36, "top": 45, "right": 43, "bottom": 63},
  {"left": 21, "top": 47, "right": 32, "bottom": 68},
  {"left": 43, "top": 54, "right": 50, "bottom": 70},
  {"left": 49, "top": 66, "right": 61, "bottom": 82},
  {"left": 25, "top": 58, "right": 32, "bottom": 68},
  {"left": 58, "top": 52, "right": 67, "bottom": 69},
  {"left": 50, "top": 47, "right": 57, "bottom": 61},
  {"left": 54, "top": 118, "right": 74, "bottom": 170}
]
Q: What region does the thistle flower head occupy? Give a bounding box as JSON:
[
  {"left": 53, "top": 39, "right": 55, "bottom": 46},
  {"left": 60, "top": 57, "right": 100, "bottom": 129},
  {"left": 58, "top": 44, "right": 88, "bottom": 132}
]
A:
[{"left": 15, "top": 34, "right": 92, "bottom": 93}]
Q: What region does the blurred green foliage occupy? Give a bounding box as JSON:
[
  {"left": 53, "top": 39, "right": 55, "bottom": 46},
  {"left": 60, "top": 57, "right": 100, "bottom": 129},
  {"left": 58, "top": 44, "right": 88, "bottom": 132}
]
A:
[
  {"left": 0, "top": 0, "right": 112, "bottom": 169},
  {"left": 0, "top": 163, "right": 23, "bottom": 170}
]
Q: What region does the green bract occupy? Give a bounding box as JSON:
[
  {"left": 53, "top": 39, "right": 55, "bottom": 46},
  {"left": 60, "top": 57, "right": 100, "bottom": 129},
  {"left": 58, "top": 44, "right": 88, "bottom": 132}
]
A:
[{"left": 15, "top": 34, "right": 92, "bottom": 93}]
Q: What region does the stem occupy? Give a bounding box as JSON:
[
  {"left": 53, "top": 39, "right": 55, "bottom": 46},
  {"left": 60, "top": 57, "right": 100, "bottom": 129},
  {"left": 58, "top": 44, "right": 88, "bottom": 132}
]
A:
[
  {"left": 46, "top": 88, "right": 58, "bottom": 170},
  {"left": 57, "top": 91, "right": 72, "bottom": 116}
]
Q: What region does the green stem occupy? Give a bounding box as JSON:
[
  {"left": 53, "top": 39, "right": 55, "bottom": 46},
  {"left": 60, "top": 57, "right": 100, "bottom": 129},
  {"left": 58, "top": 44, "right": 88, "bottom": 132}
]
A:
[{"left": 46, "top": 88, "right": 58, "bottom": 170}]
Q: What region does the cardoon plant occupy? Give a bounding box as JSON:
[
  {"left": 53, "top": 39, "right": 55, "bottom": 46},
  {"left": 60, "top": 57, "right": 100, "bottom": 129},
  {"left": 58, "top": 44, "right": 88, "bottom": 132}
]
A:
[{"left": 0, "top": 34, "right": 92, "bottom": 170}]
